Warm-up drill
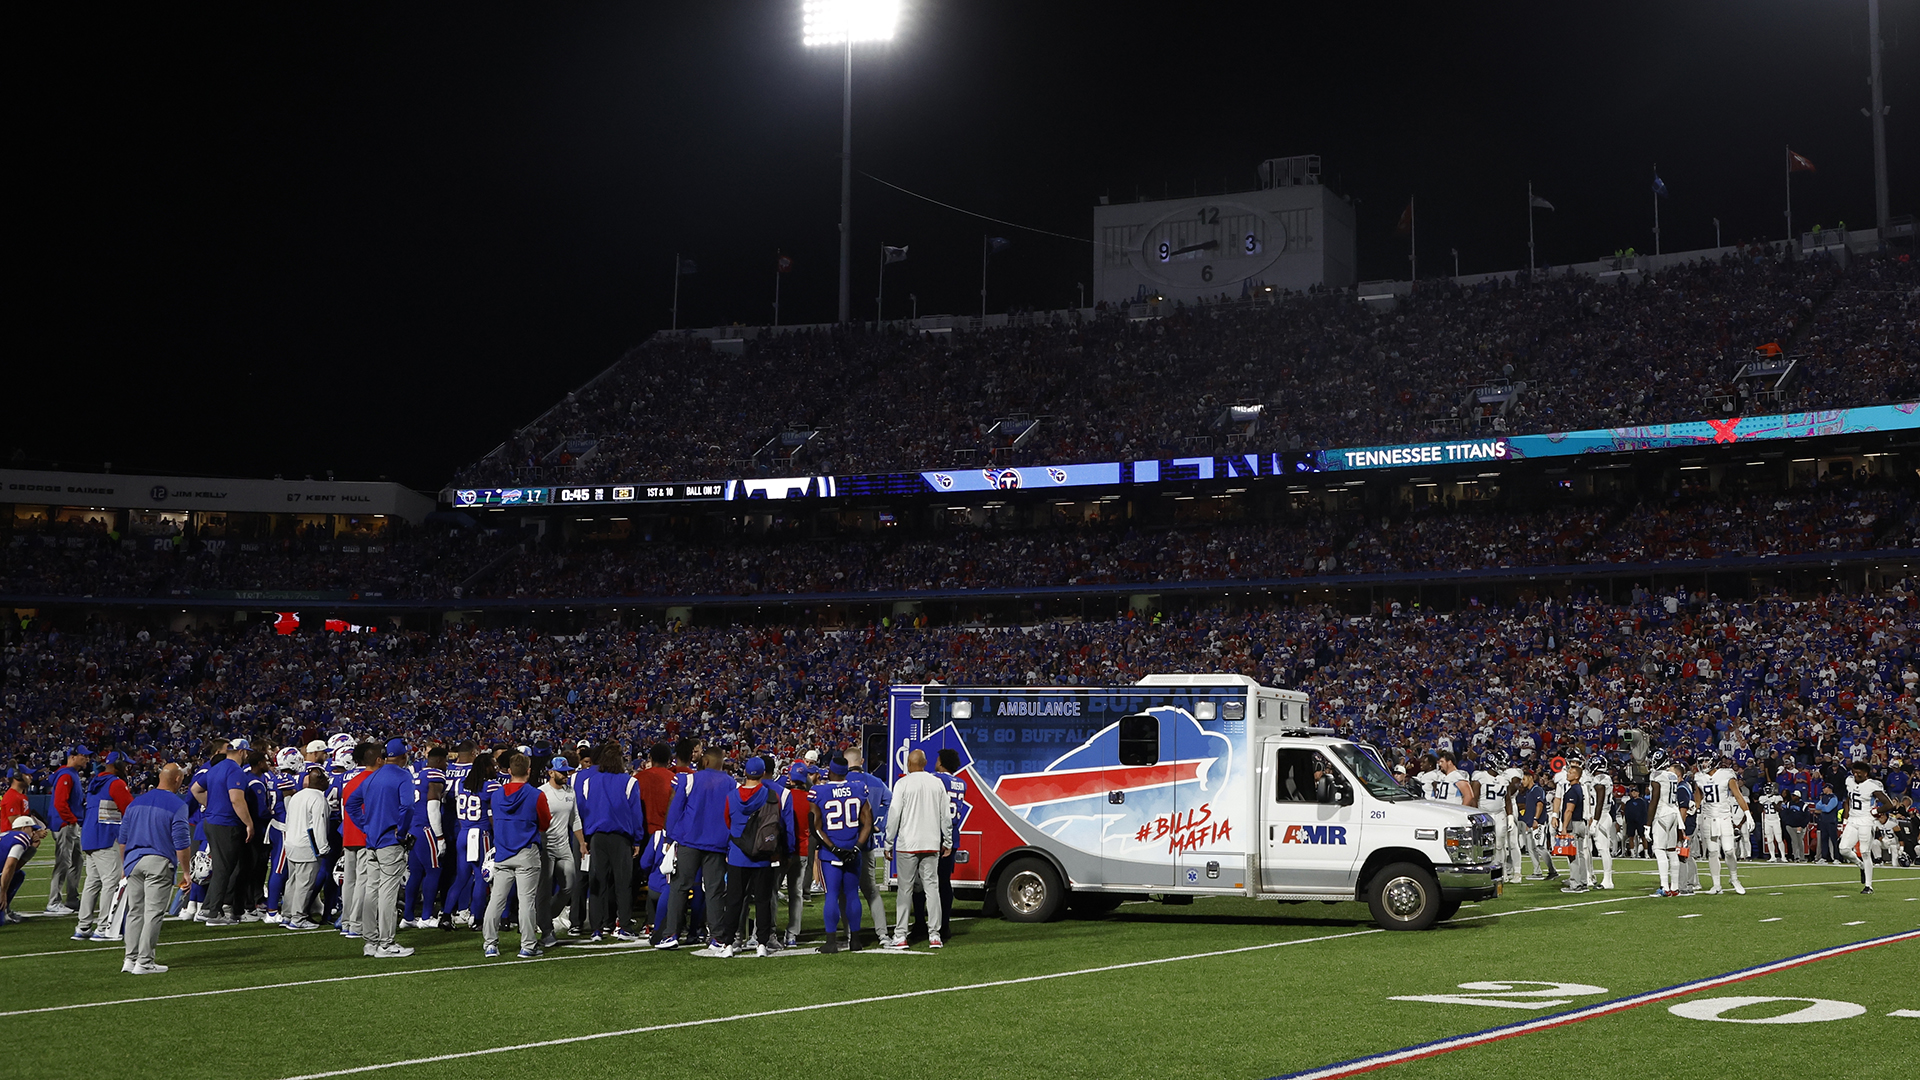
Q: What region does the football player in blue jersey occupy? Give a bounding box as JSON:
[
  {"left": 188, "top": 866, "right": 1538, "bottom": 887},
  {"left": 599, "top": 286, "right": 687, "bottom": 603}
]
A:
[
  {"left": 178, "top": 738, "right": 227, "bottom": 921},
  {"left": 437, "top": 741, "right": 476, "bottom": 924},
  {"left": 262, "top": 747, "right": 304, "bottom": 924},
  {"left": 810, "top": 754, "right": 872, "bottom": 953},
  {"left": 403, "top": 746, "right": 448, "bottom": 928},
  {"left": 843, "top": 748, "right": 891, "bottom": 947},
  {"left": 450, "top": 750, "right": 499, "bottom": 928}
]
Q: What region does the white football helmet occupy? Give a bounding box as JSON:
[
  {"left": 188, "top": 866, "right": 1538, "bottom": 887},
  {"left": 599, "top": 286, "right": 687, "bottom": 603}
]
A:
[
  {"left": 189, "top": 849, "right": 213, "bottom": 885},
  {"left": 327, "top": 733, "right": 355, "bottom": 754},
  {"left": 275, "top": 747, "right": 303, "bottom": 773},
  {"left": 331, "top": 747, "right": 355, "bottom": 772}
]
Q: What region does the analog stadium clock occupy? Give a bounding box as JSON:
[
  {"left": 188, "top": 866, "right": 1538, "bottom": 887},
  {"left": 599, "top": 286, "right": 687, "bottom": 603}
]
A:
[{"left": 1130, "top": 199, "right": 1289, "bottom": 291}]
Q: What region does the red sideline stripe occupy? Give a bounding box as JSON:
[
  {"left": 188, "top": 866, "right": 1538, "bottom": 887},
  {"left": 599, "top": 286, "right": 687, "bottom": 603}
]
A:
[
  {"left": 995, "top": 761, "right": 1201, "bottom": 806},
  {"left": 1269, "top": 928, "right": 1920, "bottom": 1080}
]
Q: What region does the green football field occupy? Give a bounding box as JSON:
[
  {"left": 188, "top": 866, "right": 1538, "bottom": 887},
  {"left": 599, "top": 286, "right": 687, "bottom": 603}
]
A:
[{"left": 2, "top": 860, "right": 1914, "bottom": 1080}]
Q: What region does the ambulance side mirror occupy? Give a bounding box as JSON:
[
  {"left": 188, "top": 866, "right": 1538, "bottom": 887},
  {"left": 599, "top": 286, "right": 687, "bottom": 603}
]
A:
[{"left": 1335, "top": 779, "right": 1355, "bottom": 806}]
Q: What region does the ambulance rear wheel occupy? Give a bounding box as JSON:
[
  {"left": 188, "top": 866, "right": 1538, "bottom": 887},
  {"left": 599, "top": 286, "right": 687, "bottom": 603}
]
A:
[
  {"left": 998, "top": 858, "right": 1064, "bottom": 923},
  {"left": 1366, "top": 862, "right": 1440, "bottom": 931}
]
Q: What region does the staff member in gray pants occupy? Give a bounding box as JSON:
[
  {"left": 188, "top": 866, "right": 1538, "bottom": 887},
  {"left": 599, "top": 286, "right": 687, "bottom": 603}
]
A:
[
  {"left": 281, "top": 767, "right": 332, "bottom": 928},
  {"left": 1558, "top": 758, "right": 1593, "bottom": 894},
  {"left": 116, "top": 764, "right": 191, "bottom": 975},
  {"left": 883, "top": 750, "right": 952, "bottom": 950},
  {"left": 345, "top": 739, "right": 416, "bottom": 959}
]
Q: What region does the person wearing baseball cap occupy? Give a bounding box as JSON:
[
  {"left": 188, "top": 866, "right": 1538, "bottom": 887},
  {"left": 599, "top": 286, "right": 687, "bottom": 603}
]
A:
[
  {"left": 0, "top": 770, "right": 30, "bottom": 833},
  {"left": 44, "top": 745, "right": 91, "bottom": 915},
  {"left": 776, "top": 762, "right": 815, "bottom": 948},
  {"left": 302, "top": 741, "right": 328, "bottom": 766},
  {"left": 75, "top": 752, "right": 135, "bottom": 940},
  {"left": 344, "top": 738, "right": 415, "bottom": 957},
  {"left": 197, "top": 740, "right": 257, "bottom": 926},
  {"left": 539, "top": 756, "right": 583, "bottom": 943}
]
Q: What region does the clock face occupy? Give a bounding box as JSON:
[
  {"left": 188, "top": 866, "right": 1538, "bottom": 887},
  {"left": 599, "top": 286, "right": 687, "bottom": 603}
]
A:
[{"left": 1130, "top": 199, "right": 1289, "bottom": 290}]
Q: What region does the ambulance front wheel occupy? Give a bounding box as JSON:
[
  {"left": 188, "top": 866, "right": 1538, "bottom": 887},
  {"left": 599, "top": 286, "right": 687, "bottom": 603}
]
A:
[
  {"left": 997, "top": 857, "right": 1064, "bottom": 922},
  {"left": 1366, "top": 862, "right": 1441, "bottom": 931}
]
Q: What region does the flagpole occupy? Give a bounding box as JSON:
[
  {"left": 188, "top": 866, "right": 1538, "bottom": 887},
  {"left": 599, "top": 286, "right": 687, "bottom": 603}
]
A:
[
  {"left": 671, "top": 252, "right": 681, "bottom": 332},
  {"left": 876, "top": 244, "right": 885, "bottom": 330},
  {"left": 773, "top": 253, "right": 781, "bottom": 327},
  {"left": 1409, "top": 195, "right": 1416, "bottom": 283},
  {"left": 1528, "top": 183, "right": 1535, "bottom": 275},
  {"left": 1784, "top": 144, "right": 1792, "bottom": 246},
  {"left": 980, "top": 234, "right": 988, "bottom": 320}
]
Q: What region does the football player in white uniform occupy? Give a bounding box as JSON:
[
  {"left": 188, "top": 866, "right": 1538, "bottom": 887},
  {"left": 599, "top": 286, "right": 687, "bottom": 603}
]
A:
[
  {"left": 1757, "top": 782, "right": 1786, "bottom": 861},
  {"left": 1472, "top": 753, "right": 1518, "bottom": 884},
  {"left": 1698, "top": 751, "right": 1749, "bottom": 895},
  {"left": 1414, "top": 754, "right": 1444, "bottom": 803},
  {"left": 1585, "top": 753, "right": 1616, "bottom": 889},
  {"left": 1436, "top": 752, "right": 1475, "bottom": 807},
  {"left": 1647, "top": 750, "right": 1683, "bottom": 897},
  {"left": 1840, "top": 760, "right": 1888, "bottom": 894}
]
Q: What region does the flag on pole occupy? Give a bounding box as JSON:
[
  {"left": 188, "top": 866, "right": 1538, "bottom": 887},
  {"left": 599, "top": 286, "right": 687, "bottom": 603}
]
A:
[
  {"left": 776, "top": 254, "right": 793, "bottom": 273},
  {"left": 1788, "top": 149, "right": 1817, "bottom": 173},
  {"left": 1529, "top": 194, "right": 1555, "bottom": 211},
  {"left": 1395, "top": 199, "right": 1414, "bottom": 235},
  {"left": 678, "top": 258, "right": 698, "bottom": 274},
  {"left": 987, "top": 237, "right": 1011, "bottom": 256},
  {"left": 1651, "top": 174, "right": 1668, "bottom": 198},
  {"left": 882, "top": 245, "right": 908, "bottom": 264}
]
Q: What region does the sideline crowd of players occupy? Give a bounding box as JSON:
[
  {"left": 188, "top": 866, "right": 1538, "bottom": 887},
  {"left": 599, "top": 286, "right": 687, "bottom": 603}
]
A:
[
  {"left": 0, "top": 731, "right": 966, "bottom": 973},
  {"left": 1393, "top": 744, "right": 1912, "bottom": 899}
]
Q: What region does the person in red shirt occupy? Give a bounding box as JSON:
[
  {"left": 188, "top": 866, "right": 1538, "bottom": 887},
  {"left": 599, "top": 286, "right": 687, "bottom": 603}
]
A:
[
  {"left": 0, "top": 771, "right": 30, "bottom": 830},
  {"left": 633, "top": 745, "right": 676, "bottom": 837},
  {"left": 778, "top": 762, "right": 813, "bottom": 948},
  {"left": 338, "top": 743, "right": 378, "bottom": 939}
]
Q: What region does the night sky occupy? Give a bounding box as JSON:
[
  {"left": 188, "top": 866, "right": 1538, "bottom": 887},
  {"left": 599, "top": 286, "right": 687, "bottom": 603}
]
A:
[{"left": 15, "top": 2, "right": 1916, "bottom": 491}]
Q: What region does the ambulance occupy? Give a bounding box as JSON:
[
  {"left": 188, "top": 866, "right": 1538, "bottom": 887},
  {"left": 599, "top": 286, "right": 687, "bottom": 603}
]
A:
[{"left": 882, "top": 674, "right": 1497, "bottom": 931}]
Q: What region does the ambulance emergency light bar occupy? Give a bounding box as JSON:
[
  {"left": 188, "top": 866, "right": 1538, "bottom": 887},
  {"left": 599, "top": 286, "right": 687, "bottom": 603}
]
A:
[{"left": 441, "top": 402, "right": 1920, "bottom": 508}]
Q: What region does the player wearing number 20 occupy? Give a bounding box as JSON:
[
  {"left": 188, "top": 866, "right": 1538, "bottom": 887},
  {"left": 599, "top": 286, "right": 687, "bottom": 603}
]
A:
[
  {"left": 1841, "top": 760, "right": 1888, "bottom": 894},
  {"left": 810, "top": 754, "right": 873, "bottom": 954}
]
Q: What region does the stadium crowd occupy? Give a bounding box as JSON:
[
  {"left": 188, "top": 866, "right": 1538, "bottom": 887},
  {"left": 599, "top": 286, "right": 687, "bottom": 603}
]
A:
[
  {"left": 5, "top": 579, "right": 1916, "bottom": 966},
  {"left": 450, "top": 249, "right": 1915, "bottom": 487},
  {"left": 7, "top": 475, "right": 1914, "bottom": 602}
]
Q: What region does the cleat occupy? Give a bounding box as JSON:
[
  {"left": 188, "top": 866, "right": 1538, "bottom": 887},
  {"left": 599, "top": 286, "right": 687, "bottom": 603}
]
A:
[
  {"left": 204, "top": 916, "right": 237, "bottom": 927},
  {"left": 484, "top": 944, "right": 500, "bottom": 958},
  {"left": 653, "top": 936, "right": 680, "bottom": 951},
  {"left": 846, "top": 936, "right": 861, "bottom": 953},
  {"left": 1733, "top": 882, "right": 1746, "bottom": 895},
  {"left": 612, "top": 930, "right": 639, "bottom": 943},
  {"left": 929, "top": 934, "right": 944, "bottom": 950},
  {"left": 1862, "top": 886, "right": 1874, "bottom": 894},
  {"left": 756, "top": 943, "right": 774, "bottom": 958},
  {"left": 821, "top": 935, "right": 840, "bottom": 954},
  {"left": 714, "top": 942, "right": 736, "bottom": 958},
  {"left": 518, "top": 948, "right": 541, "bottom": 959},
  {"left": 590, "top": 933, "right": 603, "bottom": 944},
  {"left": 263, "top": 912, "right": 283, "bottom": 925},
  {"left": 1706, "top": 887, "right": 1724, "bottom": 895},
  {"left": 375, "top": 944, "right": 414, "bottom": 958},
  {"left": 128, "top": 962, "right": 168, "bottom": 975},
  {"left": 72, "top": 930, "right": 92, "bottom": 941}
]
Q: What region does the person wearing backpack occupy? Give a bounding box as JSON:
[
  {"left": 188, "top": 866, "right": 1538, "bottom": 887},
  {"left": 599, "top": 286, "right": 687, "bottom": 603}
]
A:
[{"left": 712, "top": 756, "right": 795, "bottom": 958}]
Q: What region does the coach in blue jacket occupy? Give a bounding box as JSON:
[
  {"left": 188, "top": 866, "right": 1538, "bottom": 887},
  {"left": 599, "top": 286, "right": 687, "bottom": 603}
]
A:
[
  {"left": 346, "top": 739, "right": 415, "bottom": 959},
  {"left": 577, "top": 743, "right": 645, "bottom": 942},
  {"left": 651, "top": 748, "right": 733, "bottom": 949},
  {"left": 117, "top": 764, "right": 191, "bottom": 975}
]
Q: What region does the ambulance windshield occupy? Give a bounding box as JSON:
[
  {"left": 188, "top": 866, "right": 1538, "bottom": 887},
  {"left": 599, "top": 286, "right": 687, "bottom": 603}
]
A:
[{"left": 1329, "top": 743, "right": 1415, "bottom": 801}]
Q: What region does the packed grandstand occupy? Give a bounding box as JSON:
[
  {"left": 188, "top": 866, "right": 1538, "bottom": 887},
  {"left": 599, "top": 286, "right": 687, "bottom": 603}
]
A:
[{"left": 3, "top": 239, "right": 1919, "bottom": 821}]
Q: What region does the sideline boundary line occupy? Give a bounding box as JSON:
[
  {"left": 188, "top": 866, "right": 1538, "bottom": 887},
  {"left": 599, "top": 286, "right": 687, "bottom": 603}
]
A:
[
  {"left": 1264, "top": 928, "right": 1920, "bottom": 1080},
  {"left": 0, "top": 927, "right": 333, "bottom": 961}
]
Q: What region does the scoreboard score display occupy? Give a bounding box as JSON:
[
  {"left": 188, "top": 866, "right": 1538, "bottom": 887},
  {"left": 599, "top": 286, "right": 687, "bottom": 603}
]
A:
[{"left": 1092, "top": 155, "right": 1357, "bottom": 307}]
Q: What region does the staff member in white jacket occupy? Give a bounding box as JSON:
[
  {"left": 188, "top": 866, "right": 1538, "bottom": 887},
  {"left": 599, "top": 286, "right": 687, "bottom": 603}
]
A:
[
  {"left": 280, "top": 769, "right": 331, "bottom": 930},
  {"left": 884, "top": 750, "right": 952, "bottom": 951}
]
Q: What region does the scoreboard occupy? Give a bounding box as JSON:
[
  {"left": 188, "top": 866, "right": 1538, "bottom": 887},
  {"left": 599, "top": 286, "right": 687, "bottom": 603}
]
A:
[{"left": 1092, "top": 155, "right": 1356, "bottom": 307}]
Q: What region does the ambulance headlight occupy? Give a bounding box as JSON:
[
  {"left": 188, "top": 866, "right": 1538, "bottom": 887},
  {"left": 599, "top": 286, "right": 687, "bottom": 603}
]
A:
[{"left": 1444, "top": 826, "right": 1475, "bottom": 864}]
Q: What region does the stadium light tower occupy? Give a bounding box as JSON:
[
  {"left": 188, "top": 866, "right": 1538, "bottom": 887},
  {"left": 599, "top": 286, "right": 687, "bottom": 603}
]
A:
[{"left": 804, "top": 0, "right": 900, "bottom": 326}]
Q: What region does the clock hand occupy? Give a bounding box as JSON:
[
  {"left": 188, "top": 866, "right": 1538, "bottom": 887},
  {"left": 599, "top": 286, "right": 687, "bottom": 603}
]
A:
[{"left": 1168, "top": 239, "right": 1220, "bottom": 257}]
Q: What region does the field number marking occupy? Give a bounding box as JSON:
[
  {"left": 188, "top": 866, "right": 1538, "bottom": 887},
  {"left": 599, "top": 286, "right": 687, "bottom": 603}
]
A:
[
  {"left": 1669, "top": 996, "right": 1866, "bottom": 1024},
  {"left": 1390, "top": 981, "right": 1607, "bottom": 1010}
]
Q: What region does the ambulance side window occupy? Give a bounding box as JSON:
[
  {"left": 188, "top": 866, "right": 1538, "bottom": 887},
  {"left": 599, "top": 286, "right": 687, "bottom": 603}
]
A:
[
  {"left": 1118, "top": 714, "right": 1158, "bottom": 767},
  {"left": 1275, "top": 749, "right": 1325, "bottom": 803}
]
